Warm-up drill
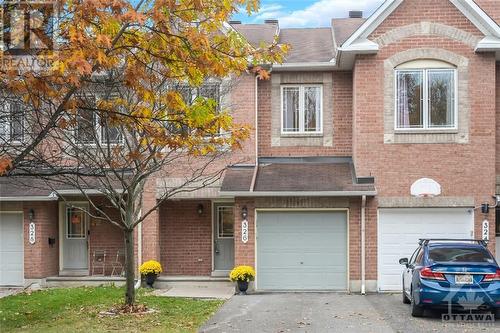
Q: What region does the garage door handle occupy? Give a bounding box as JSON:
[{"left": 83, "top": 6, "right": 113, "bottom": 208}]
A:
[{"left": 300, "top": 262, "right": 304, "bottom": 264}]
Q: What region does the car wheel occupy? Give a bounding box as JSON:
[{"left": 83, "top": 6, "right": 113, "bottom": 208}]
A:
[
  {"left": 402, "top": 281, "right": 410, "bottom": 304},
  {"left": 410, "top": 288, "right": 424, "bottom": 317}
]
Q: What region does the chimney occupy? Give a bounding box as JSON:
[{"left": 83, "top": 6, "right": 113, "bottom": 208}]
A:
[
  {"left": 349, "top": 11, "right": 363, "bottom": 18},
  {"left": 229, "top": 20, "right": 242, "bottom": 25},
  {"left": 264, "top": 19, "right": 279, "bottom": 25}
]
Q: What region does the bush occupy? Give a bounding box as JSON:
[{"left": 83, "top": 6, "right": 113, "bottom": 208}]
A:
[
  {"left": 139, "top": 260, "right": 162, "bottom": 275},
  {"left": 229, "top": 265, "right": 255, "bottom": 282}
]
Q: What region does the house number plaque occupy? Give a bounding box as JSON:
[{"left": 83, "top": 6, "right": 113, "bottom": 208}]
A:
[
  {"left": 241, "top": 219, "right": 249, "bottom": 243},
  {"left": 29, "top": 222, "right": 36, "bottom": 244},
  {"left": 482, "top": 220, "right": 489, "bottom": 241}
]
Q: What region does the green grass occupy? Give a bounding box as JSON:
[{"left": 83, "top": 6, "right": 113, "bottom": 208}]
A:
[{"left": 0, "top": 286, "right": 224, "bottom": 333}]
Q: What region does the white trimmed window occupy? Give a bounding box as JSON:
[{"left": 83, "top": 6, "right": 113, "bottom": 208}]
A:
[
  {"left": 0, "top": 101, "right": 24, "bottom": 142},
  {"left": 281, "top": 85, "right": 322, "bottom": 134},
  {"left": 75, "top": 102, "right": 122, "bottom": 145},
  {"left": 395, "top": 60, "right": 457, "bottom": 130}
]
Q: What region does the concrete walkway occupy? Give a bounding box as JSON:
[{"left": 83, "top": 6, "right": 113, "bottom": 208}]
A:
[
  {"left": 153, "top": 285, "right": 235, "bottom": 299},
  {"left": 199, "top": 293, "right": 500, "bottom": 333}
]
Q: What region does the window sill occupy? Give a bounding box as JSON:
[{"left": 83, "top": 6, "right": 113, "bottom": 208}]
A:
[
  {"left": 280, "top": 133, "right": 323, "bottom": 138},
  {"left": 394, "top": 129, "right": 458, "bottom": 135}
]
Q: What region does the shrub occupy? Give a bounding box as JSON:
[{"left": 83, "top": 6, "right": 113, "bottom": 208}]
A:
[
  {"left": 139, "top": 260, "right": 163, "bottom": 276},
  {"left": 229, "top": 265, "right": 255, "bottom": 282}
]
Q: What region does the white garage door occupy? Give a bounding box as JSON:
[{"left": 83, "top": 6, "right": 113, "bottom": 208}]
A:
[
  {"left": 0, "top": 213, "right": 24, "bottom": 286},
  {"left": 378, "top": 208, "right": 473, "bottom": 291},
  {"left": 256, "top": 211, "right": 347, "bottom": 290}
]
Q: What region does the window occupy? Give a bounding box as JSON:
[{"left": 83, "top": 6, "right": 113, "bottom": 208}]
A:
[
  {"left": 281, "top": 85, "right": 322, "bottom": 134},
  {"left": 66, "top": 207, "right": 87, "bottom": 239},
  {"left": 395, "top": 63, "right": 456, "bottom": 130},
  {"left": 75, "top": 100, "right": 122, "bottom": 145},
  {"left": 428, "top": 246, "right": 494, "bottom": 263},
  {"left": 217, "top": 206, "right": 234, "bottom": 238},
  {"left": 0, "top": 101, "right": 24, "bottom": 142}
]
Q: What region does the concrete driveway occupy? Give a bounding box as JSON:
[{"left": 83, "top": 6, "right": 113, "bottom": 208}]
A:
[{"left": 199, "top": 293, "right": 500, "bottom": 333}]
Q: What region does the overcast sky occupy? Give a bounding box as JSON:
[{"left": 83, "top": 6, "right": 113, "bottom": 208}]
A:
[{"left": 232, "top": 0, "right": 385, "bottom": 27}]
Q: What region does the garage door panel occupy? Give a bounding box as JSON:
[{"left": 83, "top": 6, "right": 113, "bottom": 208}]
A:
[
  {"left": 378, "top": 208, "right": 473, "bottom": 291},
  {"left": 257, "top": 211, "right": 347, "bottom": 290},
  {"left": 0, "top": 213, "right": 24, "bottom": 286}
]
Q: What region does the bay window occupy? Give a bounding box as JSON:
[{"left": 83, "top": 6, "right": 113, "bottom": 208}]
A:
[
  {"left": 281, "top": 85, "right": 322, "bottom": 134},
  {"left": 396, "top": 67, "right": 457, "bottom": 130}
]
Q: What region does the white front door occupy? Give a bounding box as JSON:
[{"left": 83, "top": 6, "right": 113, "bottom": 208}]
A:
[
  {"left": 61, "top": 203, "right": 88, "bottom": 271},
  {"left": 0, "top": 213, "right": 24, "bottom": 286},
  {"left": 378, "top": 208, "right": 474, "bottom": 291},
  {"left": 213, "top": 205, "right": 234, "bottom": 272}
]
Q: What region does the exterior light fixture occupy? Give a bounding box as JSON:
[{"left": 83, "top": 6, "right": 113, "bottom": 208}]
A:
[
  {"left": 28, "top": 208, "right": 35, "bottom": 221},
  {"left": 481, "top": 203, "right": 490, "bottom": 214},
  {"left": 197, "top": 204, "right": 204, "bottom": 216},
  {"left": 242, "top": 206, "right": 248, "bottom": 220}
]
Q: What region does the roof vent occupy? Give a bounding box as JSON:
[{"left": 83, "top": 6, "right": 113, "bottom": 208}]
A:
[
  {"left": 229, "top": 20, "right": 242, "bottom": 25},
  {"left": 349, "top": 11, "right": 363, "bottom": 18},
  {"left": 264, "top": 19, "right": 279, "bottom": 25}
]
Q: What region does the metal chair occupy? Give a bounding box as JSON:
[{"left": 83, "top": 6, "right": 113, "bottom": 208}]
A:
[
  {"left": 91, "top": 250, "right": 106, "bottom": 276},
  {"left": 111, "top": 250, "right": 125, "bottom": 276}
]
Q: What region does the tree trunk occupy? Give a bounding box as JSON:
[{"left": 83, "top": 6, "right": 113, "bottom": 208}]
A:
[{"left": 124, "top": 228, "right": 135, "bottom": 305}]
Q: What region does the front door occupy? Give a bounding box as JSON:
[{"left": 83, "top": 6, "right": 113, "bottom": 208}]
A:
[
  {"left": 62, "top": 203, "right": 89, "bottom": 270},
  {"left": 213, "top": 204, "right": 234, "bottom": 273}
]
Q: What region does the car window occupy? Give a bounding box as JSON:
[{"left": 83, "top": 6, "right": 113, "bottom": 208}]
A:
[
  {"left": 409, "top": 247, "right": 421, "bottom": 265},
  {"left": 428, "top": 247, "right": 495, "bottom": 263},
  {"left": 415, "top": 248, "right": 424, "bottom": 265}
]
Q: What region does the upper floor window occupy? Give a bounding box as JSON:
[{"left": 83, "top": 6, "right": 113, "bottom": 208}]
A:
[
  {"left": 281, "top": 85, "right": 322, "bottom": 134},
  {"left": 75, "top": 99, "right": 123, "bottom": 145},
  {"left": 395, "top": 60, "right": 457, "bottom": 130},
  {"left": 0, "top": 101, "right": 24, "bottom": 142}
]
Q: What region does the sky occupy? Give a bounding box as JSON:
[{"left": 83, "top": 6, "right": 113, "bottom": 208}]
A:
[{"left": 232, "top": 0, "right": 385, "bottom": 28}]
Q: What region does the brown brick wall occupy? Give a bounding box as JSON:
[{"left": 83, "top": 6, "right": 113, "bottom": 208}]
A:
[
  {"left": 22, "top": 202, "right": 59, "bottom": 279},
  {"left": 257, "top": 72, "right": 353, "bottom": 157},
  {"left": 159, "top": 200, "right": 212, "bottom": 276},
  {"left": 475, "top": 0, "right": 500, "bottom": 23},
  {"left": 354, "top": 0, "right": 497, "bottom": 250}
]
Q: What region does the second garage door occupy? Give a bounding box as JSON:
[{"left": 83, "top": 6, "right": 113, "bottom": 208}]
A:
[
  {"left": 378, "top": 208, "right": 474, "bottom": 291},
  {"left": 256, "top": 211, "right": 347, "bottom": 290},
  {"left": 0, "top": 213, "right": 24, "bottom": 286}
]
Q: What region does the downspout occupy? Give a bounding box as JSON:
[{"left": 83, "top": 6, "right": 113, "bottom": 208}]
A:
[
  {"left": 134, "top": 221, "right": 142, "bottom": 289},
  {"left": 250, "top": 74, "right": 259, "bottom": 192},
  {"left": 361, "top": 195, "right": 366, "bottom": 295}
]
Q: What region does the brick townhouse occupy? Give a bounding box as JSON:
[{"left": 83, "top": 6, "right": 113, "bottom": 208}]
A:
[{"left": 1, "top": 0, "right": 499, "bottom": 293}]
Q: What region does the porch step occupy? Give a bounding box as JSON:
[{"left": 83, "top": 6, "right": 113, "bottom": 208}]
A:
[{"left": 154, "top": 276, "right": 233, "bottom": 290}]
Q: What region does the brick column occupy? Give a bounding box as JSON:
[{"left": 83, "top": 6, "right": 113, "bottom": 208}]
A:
[
  {"left": 234, "top": 198, "right": 256, "bottom": 268},
  {"left": 141, "top": 183, "right": 160, "bottom": 263}
]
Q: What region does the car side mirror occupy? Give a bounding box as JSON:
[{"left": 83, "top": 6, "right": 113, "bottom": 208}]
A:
[{"left": 399, "top": 258, "right": 409, "bottom": 266}]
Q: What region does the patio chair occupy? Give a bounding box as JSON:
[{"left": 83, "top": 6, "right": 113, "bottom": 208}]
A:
[
  {"left": 111, "top": 250, "right": 125, "bottom": 276},
  {"left": 91, "top": 250, "right": 106, "bottom": 276}
]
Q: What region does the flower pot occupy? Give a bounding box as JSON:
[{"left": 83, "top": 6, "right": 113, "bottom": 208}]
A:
[
  {"left": 237, "top": 280, "right": 249, "bottom": 295},
  {"left": 144, "top": 273, "right": 157, "bottom": 288}
]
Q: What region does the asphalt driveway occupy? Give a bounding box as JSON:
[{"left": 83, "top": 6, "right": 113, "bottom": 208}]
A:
[{"left": 199, "top": 293, "right": 500, "bottom": 333}]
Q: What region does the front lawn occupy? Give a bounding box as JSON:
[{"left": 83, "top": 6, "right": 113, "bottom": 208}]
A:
[{"left": 0, "top": 286, "right": 223, "bottom": 333}]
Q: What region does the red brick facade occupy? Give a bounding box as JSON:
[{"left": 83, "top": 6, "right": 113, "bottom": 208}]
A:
[{"left": 2, "top": 0, "right": 499, "bottom": 291}]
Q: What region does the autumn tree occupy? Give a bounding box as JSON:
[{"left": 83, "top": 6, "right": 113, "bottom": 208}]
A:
[{"left": 0, "top": 0, "right": 286, "bottom": 305}]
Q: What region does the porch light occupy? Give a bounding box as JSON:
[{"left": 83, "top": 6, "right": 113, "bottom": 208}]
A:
[
  {"left": 197, "top": 204, "right": 204, "bottom": 216},
  {"left": 241, "top": 206, "right": 248, "bottom": 220},
  {"left": 28, "top": 208, "right": 35, "bottom": 221}
]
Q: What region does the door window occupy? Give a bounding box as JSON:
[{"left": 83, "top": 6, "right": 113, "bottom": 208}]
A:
[
  {"left": 217, "top": 206, "right": 234, "bottom": 238},
  {"left": 66, "top": 207, "right": 87, "bottom": 239}
]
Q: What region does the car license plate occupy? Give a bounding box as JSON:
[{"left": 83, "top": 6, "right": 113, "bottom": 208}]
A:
[{"left": 455, "top": 274, "right": 473, "bottom": 284}]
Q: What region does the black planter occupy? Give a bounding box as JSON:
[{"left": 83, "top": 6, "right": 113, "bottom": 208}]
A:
[
  {"left": 144, "top": 273, "right": 158, "bottom": 288},
  {"left": 237, "top": 280, "right": 249, "bottom": 295}
]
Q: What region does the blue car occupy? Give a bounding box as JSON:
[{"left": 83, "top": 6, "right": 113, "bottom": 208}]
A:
[{"left": 399, "top": 239, "right": 500, "bottom": 318}]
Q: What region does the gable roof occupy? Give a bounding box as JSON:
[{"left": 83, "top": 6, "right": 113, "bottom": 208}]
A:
[
  {"left": 279, "top": 28, "right": 335, "bottom": 62},
  {"left": 331, "top": 18, "right": 367, "bottom": 47},
  {"left": 340, "top": 0, "right": 500, "bottom": 54}
]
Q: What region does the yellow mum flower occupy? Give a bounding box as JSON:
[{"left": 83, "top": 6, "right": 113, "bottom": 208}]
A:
[
  {"left": 229, "top": 265, "right": 255, "bottom": 282},
  {"left": 139, "top": 260, "right": 163, "bottom": 275}
]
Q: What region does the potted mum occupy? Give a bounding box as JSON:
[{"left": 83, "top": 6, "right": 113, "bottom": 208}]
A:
[
  {"left": 139, "top": 260, "right": 163, "bottom": 288},
  {"left": 229, "top": 265, "right": 255, "bottom": 295}
]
